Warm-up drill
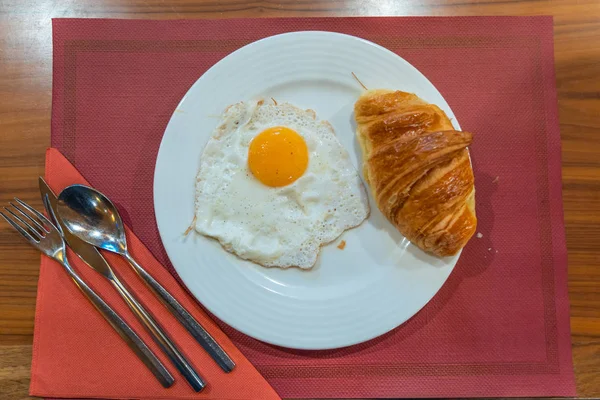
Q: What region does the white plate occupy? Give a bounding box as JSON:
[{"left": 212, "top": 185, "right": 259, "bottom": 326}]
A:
[{"left": 154, "top": 32, "right": 461, "bottom": 350}]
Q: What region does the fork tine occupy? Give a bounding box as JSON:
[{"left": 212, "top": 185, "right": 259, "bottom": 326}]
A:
[
  {"left": 4, "top": 207, "right": 43, "bottom": 241},
  {"left": 14, "top": 198, "right": 54, "bottom": 230},
  {"left": 0, "top": 211, "right": 40, "bottom": 244},
  {"left": 9, "top": 202, "right": 47, "bottom": 235}
]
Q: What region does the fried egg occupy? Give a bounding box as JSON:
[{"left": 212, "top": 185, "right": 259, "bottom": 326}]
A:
[{"left": 194, "top": 100, "right": 369, "bottom": 269}]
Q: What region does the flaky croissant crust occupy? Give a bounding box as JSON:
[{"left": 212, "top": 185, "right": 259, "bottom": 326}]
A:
[{"left": 354, "top": 89, "right": 477, "bottom": 257}]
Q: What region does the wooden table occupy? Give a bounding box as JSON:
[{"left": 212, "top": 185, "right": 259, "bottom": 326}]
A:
[{"left": 1, "top": 1, "right": 599, "bottom": 398}]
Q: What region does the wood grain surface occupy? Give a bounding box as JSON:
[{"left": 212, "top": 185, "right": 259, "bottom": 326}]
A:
[{"left": 0, "top": 1, "right": 599, "bottom": 399}]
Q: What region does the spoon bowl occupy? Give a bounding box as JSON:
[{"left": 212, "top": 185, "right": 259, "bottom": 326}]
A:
[{"left": 57, "top": 185, "right": 127, "bottom": 254}]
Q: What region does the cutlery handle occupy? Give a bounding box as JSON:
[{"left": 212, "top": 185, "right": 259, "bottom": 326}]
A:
[
  {"left": 111, "top": 274, "right": 206, "bottom": 392},
  {"left": 125, "top": 253, "right": 235, "bottom": 373},
  {"left": 61, "top": 260, "right": 175, "bottom": 388}
]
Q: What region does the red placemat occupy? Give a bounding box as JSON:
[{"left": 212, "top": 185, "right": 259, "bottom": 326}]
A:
[{"left": 49, "top": 17, "right": 575, "bottom": 398}]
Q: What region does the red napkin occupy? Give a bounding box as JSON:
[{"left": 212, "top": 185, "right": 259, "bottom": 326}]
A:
[
  {"left": 31, "top": 149, "right": 281, "bottom": 399},
  {"left": 45, "top": 17, "right": 575, "bottom": 398}
]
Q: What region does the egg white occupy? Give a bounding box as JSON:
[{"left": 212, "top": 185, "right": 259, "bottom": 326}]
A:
[{"left": 194, "top": 100, "right": 370, "bottom": 269}]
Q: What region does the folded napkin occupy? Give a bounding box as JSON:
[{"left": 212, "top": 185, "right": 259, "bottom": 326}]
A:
[
  {"left": 30, "top": 148, "right": 281, "bottom": 399},
  {"left": 44, "top": 16, "right": 575, "bottom": 398}
]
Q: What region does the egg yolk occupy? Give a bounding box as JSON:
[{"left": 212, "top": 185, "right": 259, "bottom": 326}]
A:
[{"left": 248, "top": 126, "right": 309, "bottom": 187}]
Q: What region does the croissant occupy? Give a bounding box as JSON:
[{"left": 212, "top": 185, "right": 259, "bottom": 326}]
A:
[{"left": 354, "top": 89, "right": 477, "bottom": 257}]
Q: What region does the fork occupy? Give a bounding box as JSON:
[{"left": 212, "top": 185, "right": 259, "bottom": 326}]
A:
[{"left": 0, "top": 197, "right": 175, "bottom": 388}]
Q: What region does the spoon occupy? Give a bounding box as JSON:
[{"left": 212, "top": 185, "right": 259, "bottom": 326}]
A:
[
  {"left": 55, "top": 185, "right": 204, "bottom": 392},
  {"left": 56, "top": 185, "right": 235, "bottom": 374}
]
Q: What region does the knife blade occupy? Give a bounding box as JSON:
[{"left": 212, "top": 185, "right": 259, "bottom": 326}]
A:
[{"left": 39, "top": 177, "right": 113, "bottom": 278}]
